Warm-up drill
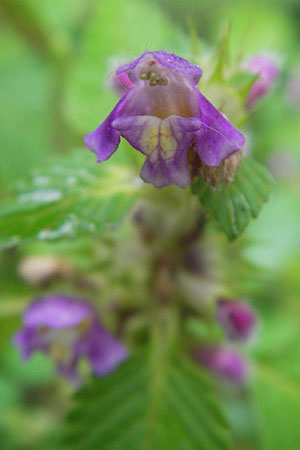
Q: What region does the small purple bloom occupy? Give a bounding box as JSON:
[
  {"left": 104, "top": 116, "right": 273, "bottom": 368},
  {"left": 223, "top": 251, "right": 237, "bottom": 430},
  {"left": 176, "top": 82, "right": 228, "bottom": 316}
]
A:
[
  {"left": 216, "top": 299, "right": 256, "bottom": 342},
  {"left": 194, "top": 346, "right": 247, "bottom": 384},
  {"left": 85, "top": 51, "right": 245, "bottom": 188},
  {"left": 244, "top": 55, "right": 279, "bottom": 109},
  {"left": 13, "top": 295, "right": 128, "bottom": 383}
]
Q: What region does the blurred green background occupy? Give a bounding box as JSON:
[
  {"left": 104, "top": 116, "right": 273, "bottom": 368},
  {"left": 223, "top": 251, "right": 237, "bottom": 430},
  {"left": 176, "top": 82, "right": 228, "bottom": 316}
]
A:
[{"left": 0, "top": 0, "right": 300, "bottom": 449}]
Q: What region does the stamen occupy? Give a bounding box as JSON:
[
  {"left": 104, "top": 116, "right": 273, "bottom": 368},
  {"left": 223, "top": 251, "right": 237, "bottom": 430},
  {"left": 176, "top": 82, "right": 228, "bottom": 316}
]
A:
[
  {"left": 139, "top": 70, "right": 168, "bottom": 87},
  {"left": 139, "top": 72, "right": 150, "bottom": 80},
  {"left": 158, "top": 78, "right": 168, "bottom": 86},
  {"left": 149, "top": 72, "right": 159, "bottom": 80},
  {"left": 149, "top": 79, "right": 158, "bottom": 86}
]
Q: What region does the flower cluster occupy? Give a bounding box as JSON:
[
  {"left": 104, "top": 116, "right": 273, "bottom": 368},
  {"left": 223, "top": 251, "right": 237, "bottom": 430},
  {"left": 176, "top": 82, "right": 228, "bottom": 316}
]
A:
[
  {"left": 14, "top": 295, "right": 127, "bottom": 384},
  {"left": 195, "top": 299, "right": 256, "bottom": 384},
  {"left": 85, "top": 51, "right": 245, "bottom": 189}
]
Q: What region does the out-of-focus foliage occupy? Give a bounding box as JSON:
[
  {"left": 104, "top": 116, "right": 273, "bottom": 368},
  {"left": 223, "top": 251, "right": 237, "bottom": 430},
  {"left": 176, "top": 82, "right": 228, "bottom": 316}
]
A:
[
  {"left": 63, "top": 354, "right": 231, "bottom": 450},
  {"left": 0, "top": 151, "right": 139, "bottom": 249}
]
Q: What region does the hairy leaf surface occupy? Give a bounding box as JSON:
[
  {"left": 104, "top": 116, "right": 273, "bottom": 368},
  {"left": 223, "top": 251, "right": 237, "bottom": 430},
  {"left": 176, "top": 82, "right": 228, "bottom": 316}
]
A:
[
  {"left": 0, "top": 151, "right": 139, "bottom": 249},
  {"left": 193, "top": 158, "right": 273, "bottom": 239}
]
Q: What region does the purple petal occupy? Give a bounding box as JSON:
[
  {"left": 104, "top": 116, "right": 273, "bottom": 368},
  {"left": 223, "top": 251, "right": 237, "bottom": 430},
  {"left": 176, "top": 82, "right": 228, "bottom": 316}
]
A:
[
  {"left": 84, "top": 86, "right": 154, "bottom": 162},
  {"left": 84, "top": 111, "right": 121, "bottom": 163},
  {"left": 195, "top": 92, "right": 245, "bottom": 166},
  {"left": 86, "top": 323, "right": 128, "bottom": 376},
  {"left": 13, "top": 327, "right": 48, "bottom": 360},
  {"left": 23, "top": 295, "right": 94, "bottom": 329},
  {"left": 113, "top": 115, "right": 201, "bottom": 188},
  {"left": 116, "top": 51, "right": 202, "bottom": 85},
  {"left": 140, "top": 157, "right": 189, "bottom": 189}
]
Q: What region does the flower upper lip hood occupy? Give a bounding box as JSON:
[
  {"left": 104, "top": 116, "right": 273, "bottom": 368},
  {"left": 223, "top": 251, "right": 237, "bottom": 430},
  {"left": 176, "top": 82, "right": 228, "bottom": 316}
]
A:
[
  {"left": 23, "top": 295, "right": 95, "bottom": 329},
  {"left": 115, "top": 51, "right": 203, "bottom": 85},
  {"left": 85, "top": 51, "right": 245, "bottom": 189}
]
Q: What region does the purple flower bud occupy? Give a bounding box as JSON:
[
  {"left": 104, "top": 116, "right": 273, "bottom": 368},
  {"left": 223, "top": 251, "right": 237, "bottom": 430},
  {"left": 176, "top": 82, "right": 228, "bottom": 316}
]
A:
[
  {"left": 194, "top": 346, "right": 247, "bottom": 384},
  {"left": 244, "top": 55, "right": 279, "bottom": 109},
  {"left": 216, "top": 299, "right": 256, "bottom": 342},
  {"left": 85, "top": 51, "right": 245, "bottom": 189},
  {"left": 13, "top": 295, "right": 128, "bottom": 383}
]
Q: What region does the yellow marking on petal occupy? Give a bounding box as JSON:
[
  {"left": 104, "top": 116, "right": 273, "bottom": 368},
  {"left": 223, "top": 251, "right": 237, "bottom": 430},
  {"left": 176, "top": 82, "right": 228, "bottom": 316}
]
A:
[
  {"left": 141, "top": 124, "right": 160, "bottom": 162},
  {"left": 160, "top": 121, "right": 177, "bottom": 160}
]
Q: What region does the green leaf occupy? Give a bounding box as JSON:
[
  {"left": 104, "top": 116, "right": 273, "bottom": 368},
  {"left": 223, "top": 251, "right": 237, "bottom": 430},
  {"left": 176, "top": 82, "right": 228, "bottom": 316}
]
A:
[
  {"left": 0, "top": 150, "right": 139, "bottom": 249},
  {"left": 248, "top": 312, "right": 300, "bottom": 449},
  {"left": 62, "top": 353, "right": 231, "bottom": 450},
  {"left": 192, "top": 158, "right": 273, "bottom": 240},
  {"left": 253, "top": 362, "right": 300, "bottom": 450}
]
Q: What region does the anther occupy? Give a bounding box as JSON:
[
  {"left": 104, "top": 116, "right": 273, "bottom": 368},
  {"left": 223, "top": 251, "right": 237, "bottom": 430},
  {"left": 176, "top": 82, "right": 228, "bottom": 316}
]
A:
[
  {"left": 150, "top": 72, "right": 159, "bottom": 80},
  {"left": 158, "top": 78, "right": 168, "bottom": 86},
  {"left": 139, "top": 72, "right": 150, "bottom": 80}
]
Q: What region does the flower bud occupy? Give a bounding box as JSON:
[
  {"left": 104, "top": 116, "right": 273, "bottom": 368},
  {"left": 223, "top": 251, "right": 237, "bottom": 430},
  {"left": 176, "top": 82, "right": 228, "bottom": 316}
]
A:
[
  {"left": 194, "top": 346, "right": 247, "bottom": 384},
  {"left": 216, "top": 299, "right": 256, "bottom": 341},
  {"left": 244, "top": 55, "right": 279, "bottom": 109}
]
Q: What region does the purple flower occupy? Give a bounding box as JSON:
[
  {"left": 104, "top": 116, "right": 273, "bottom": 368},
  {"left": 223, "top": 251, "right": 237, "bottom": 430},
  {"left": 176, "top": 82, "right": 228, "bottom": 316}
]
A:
[
  {"left": 216, "top": 299, "right": 256, "bottom": 342},
  {"left": 13, "top": 295, "right": 128, "bottom": 383},
  {"left": 194, "top": 346, "right": 247, "bottom": 384},
  {"left": 85, "top": 51, "right": 245, "bottom": 188},
  {"left": 244, "top": 55, "right": 279, "bottom": 109}
]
